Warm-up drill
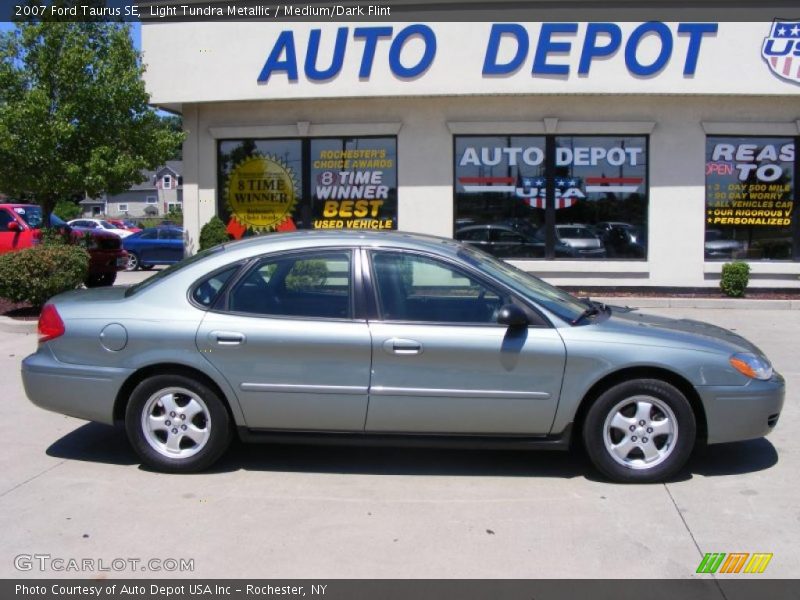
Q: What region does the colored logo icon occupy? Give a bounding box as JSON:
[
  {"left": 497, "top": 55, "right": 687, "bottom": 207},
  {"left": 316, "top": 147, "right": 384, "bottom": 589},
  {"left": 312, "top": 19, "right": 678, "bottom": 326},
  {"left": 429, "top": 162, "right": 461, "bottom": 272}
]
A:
[{"left": 696, "top": 553, "right": 773, "bottom": 574}]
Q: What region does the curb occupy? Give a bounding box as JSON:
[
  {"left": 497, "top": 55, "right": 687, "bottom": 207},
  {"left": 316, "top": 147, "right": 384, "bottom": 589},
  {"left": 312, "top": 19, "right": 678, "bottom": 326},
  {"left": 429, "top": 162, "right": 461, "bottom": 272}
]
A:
[
  {"left": 595, "top": 297, "right": 800, "bottom": 310},
  {"left": 0, "top": 315, "right": 37, "bottom": 334}
]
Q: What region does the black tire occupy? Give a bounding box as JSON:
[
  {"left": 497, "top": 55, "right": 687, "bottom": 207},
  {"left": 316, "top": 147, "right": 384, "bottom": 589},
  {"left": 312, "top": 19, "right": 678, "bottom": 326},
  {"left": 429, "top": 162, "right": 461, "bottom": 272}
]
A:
[
  {"left": 140, "top": 264, "right": 154, "bottom": 270},
  {"left": 582, "top": 379, "right": 696, "bottom": 483},
  {"left": 85, "top": 272, "right": 117, "bottom": 287},
  {"left": 125, "top": 252, "right": 140, "bottom": 271},
  {"left": 125, "top": 374, "right": 232, "bottom": 473}
]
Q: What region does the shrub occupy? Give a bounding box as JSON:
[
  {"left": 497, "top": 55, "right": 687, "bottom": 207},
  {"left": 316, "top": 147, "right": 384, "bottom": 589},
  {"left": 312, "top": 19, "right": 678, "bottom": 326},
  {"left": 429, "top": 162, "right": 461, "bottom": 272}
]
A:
[
  {"left": 720, "top": 262, "right": 750, "bottom": 298},
  {"left": 199, "top": 216, "right": 231, "bottom": 250},
  {"left": 0, "top": 245, "right": 89, "bottom": 307}
]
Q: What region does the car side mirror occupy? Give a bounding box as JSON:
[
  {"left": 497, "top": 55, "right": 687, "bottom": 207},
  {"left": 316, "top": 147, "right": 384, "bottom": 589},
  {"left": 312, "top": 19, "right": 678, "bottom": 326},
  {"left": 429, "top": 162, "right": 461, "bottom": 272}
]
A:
[
  {"left": 496, "top": 303, "right": 528, "bottom": 328},
  {"left": 7, "top": 221, "right": 20, "bottom": 232}
]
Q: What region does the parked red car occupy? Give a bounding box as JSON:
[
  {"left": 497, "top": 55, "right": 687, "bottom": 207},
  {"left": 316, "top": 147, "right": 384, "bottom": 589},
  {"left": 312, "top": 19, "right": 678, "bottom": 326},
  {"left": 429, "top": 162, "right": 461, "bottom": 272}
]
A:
[
  {"left": 106, "top": 218, "right": 142, "bottom": 233},
  {"left": 0, "top": 203, "right": 128, "bottom": 287}
]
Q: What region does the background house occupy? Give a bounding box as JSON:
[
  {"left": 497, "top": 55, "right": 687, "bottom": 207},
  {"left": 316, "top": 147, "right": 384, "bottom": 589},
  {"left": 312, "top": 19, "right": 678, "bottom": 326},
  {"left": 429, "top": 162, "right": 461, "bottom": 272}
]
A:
[{"left": 80, "top": 161, "right": 182, "bottom": 218}]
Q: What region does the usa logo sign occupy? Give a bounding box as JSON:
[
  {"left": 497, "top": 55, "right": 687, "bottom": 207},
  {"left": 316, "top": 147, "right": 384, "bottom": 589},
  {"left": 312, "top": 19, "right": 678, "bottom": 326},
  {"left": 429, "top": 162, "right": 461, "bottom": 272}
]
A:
[{"left": 762, "top": 19, "right": 800, "bottom": 85}]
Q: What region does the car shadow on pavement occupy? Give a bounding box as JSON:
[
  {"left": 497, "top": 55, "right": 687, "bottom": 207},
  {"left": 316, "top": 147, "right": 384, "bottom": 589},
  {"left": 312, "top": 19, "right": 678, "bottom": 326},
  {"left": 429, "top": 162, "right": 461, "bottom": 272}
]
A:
[
  {"left": 45, "top": 423, "right": 778, "bottom": 481},
  {"left": 46, "top": 422, "right": 139, "bottom": 466},
  {"left": 685, "top": 438, "right": 779, "bottom": 477}
]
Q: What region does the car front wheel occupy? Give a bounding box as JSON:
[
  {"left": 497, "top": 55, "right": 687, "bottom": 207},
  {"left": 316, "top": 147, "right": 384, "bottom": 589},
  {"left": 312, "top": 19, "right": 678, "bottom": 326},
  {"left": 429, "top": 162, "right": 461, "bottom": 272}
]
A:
[
  {"left": 125, "top": 374, "right": 232, "bottom": 473},
  {"left": 582, "top": 379, "right": 696, "bottom": 483}
]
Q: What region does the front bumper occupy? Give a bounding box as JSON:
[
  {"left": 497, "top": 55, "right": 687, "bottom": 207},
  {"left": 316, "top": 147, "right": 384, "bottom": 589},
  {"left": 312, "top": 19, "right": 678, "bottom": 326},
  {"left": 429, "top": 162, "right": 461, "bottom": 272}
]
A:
[
  {"left": 697, "top": 372, "right": 785, "bottom": 444},
  {"left": 22, "top": 347, "right": 133, "bottom": 425}
]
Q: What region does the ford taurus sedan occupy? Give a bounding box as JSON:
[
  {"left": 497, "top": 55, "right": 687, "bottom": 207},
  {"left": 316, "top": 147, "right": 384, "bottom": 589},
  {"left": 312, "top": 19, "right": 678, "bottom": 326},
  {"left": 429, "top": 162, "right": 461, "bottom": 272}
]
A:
[{"left": 22, "top": 231, "right": 784, "bottom": 482}]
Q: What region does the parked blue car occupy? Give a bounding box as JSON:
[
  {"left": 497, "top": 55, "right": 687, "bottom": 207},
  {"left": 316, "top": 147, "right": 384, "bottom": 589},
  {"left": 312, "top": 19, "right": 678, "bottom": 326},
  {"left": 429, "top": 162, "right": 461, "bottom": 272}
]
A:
[{"left": 123, "top": 227, "right": 185, "bottom": 271}]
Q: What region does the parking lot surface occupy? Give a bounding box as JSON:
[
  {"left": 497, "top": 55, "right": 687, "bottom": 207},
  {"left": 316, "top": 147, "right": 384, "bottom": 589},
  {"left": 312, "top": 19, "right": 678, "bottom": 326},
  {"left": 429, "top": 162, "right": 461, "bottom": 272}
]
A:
[{"left": 0, "top": 298, "right": 797, "bottom": 579}]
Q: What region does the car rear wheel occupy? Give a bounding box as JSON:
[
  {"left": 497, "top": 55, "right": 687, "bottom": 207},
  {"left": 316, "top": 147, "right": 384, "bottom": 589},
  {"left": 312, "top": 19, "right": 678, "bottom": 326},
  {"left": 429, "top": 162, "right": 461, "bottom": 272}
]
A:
[
  {"left": 582, "top": 379, "right": 696, "bottom": 483},
  {"left": 125, "top": 252, "right": 140, "bottom": 271},
  {"left": 125, "top": 374, "right": 232, "bottom": 473}
]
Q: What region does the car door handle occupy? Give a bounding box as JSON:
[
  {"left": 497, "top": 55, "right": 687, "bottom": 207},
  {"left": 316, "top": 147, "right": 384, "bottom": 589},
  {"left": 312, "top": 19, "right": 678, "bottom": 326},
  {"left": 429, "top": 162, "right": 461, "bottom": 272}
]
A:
[
  {"left": 383, "top": 338, "right": 423, "bottom": 355},
  {"left": 210, "top": 331, "right": 246, "bottom": 346}
]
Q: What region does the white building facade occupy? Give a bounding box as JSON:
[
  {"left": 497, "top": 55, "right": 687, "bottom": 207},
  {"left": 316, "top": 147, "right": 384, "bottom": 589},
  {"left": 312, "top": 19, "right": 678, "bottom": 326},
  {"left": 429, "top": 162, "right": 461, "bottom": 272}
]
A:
[{"left": 142, "top": 17, "right": 800, "bottom": 288}]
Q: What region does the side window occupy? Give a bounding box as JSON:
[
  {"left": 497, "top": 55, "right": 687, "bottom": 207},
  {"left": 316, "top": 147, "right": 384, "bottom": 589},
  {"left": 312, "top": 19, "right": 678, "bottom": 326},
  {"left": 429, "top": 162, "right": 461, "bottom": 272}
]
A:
[
  {"left": 191, "top": 266, "right": 239, "bottom": 308},
  {"left": 494, "top": 230, "right": 524, "bottom": 243},
  {"left": 0, "top": 210, "right": 15, "bottom": 232},
  {"left": 159, "top": 229, "right": 182, "bottom": 240},
  {"left": 371, "top": 251, "right": 504, "bottom": 324},
  {"left": 139, "top": 230, "right": 157, "bottom": 240},
  {"left": 228, "top": 251, "right": 352, "bottom": 319}
]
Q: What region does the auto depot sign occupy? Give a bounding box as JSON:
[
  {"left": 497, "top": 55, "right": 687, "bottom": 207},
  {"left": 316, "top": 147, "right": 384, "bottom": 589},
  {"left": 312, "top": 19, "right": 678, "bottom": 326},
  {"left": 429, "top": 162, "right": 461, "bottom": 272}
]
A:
[{"left": 142, "top": 21, "right": 800, "bottom": 103}]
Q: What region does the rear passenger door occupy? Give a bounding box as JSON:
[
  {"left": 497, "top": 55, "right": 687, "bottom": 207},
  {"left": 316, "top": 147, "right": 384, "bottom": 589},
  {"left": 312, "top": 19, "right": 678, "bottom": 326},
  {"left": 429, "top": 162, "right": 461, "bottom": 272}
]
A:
[{"left": 196, "top": 249, "right": 372, "bottom": 431}]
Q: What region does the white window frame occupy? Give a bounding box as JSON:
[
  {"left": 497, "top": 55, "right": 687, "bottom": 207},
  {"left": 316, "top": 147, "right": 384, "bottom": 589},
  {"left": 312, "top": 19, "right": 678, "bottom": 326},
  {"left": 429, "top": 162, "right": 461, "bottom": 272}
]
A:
[
  {"left": 167, "top": 201, "right": 182, "bottom": 212},
  {"left": 118, "top": 203, "right": 128, "bottom": 213},
  {"left": 146, "top": 195, "right": 157, "bottom": 204},
  {"left": 163, "top": 175, "right": 172, "bottom": 189}
]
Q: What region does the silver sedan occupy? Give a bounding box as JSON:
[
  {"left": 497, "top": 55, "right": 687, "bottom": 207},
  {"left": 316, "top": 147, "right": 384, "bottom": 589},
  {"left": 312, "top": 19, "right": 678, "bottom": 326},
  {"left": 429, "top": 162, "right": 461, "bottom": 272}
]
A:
[{"left": 22, "top": 231, "right": 784, "bottom": 482}]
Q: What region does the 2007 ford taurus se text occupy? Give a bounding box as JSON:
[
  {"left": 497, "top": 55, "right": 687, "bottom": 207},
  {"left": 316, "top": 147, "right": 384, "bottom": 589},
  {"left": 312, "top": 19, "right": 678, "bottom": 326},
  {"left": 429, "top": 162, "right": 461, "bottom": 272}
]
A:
[{"left": 22, "top": 231, "right": 784, "bottom": 482}]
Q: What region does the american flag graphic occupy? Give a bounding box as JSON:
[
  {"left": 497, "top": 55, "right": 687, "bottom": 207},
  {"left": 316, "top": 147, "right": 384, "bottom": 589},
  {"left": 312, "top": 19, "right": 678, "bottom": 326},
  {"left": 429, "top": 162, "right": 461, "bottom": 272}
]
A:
[
  {"left": 584, "top": 177, "right": 644, "bottom": 194},
  {"left": 762, "top": 19, "right": 800, "bottom": 84}
]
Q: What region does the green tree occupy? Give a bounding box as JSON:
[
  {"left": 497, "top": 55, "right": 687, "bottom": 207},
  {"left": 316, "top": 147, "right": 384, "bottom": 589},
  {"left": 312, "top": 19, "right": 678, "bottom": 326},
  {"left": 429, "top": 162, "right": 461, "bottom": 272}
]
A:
[{"left": 0, "top": 13, "right": 184, "bottom": 223}]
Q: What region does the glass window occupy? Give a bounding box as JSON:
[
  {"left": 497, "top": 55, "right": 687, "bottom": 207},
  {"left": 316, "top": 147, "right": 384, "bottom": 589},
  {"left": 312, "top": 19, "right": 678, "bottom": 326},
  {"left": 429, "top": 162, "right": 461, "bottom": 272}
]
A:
[
  {"left": 163, "top": 175, "right": 172, "bottom": 189},
  {"left": 217, "top": 137, "right": 397, "bottom": 239},
  {"left": 13, "top": 206, "right": 43, "bottom": 228},
  {"left": 159, "top": 229, "right": 183, "bottom": 240},
  {"left": 310, "top": 137, "right": 397, "bottom": 231},
  {"left": 139, "top": 230, "right": 157, "bottom": 240},
  {"left": 146, "top": 196, "right": 157, "bottom": 204},
  {"left": 192, "top": 266, "right": 239, "bottom": 308},
  {"left": 371, "top": 251, "right": 505, "bottom": 324},
  {"left": 0, "top": 209, "right": 15, "bottom": 231},
  {"left": 229, "top": 251, "right": 352, "bottom": 319},
  {"left": 705, "top": 136, "right": 796, "bottom": 260},
  {"left": 118, "top": 204, "right": 128, "bottom": 212},
  {"left": 454, "top": 135, "right": 648, "bottom": 260}
]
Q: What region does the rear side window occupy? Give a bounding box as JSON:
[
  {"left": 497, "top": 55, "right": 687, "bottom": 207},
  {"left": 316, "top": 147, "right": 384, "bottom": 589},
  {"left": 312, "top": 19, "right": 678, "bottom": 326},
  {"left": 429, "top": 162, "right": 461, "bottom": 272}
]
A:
[
  {"left": 0, "top": 210, "right": 16, "bottom": 231},
  {"left": 228, "top": 251, "right": 352, "bottom": 319},
  {"left": 191, "top": 266, "right": 239, "bottom": 308}
]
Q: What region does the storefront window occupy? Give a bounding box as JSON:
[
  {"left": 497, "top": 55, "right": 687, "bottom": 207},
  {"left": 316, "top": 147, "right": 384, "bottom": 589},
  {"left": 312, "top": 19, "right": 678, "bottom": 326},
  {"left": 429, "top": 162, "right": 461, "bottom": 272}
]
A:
[
  {"left": 217, "top": 137, "right": 396, "bottom": 238},
  {"left": 454, "top": 135, "right": 648, "bottom": 260},
  {"left": 705, "top": 136, "right": 796, "bottom": 260}
]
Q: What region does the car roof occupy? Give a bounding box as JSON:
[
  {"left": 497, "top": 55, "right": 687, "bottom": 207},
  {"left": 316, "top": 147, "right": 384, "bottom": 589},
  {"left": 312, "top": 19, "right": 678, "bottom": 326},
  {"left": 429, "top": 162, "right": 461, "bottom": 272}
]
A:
[{"left": 219, "top": 230, "right": 465, "bottom": 260}]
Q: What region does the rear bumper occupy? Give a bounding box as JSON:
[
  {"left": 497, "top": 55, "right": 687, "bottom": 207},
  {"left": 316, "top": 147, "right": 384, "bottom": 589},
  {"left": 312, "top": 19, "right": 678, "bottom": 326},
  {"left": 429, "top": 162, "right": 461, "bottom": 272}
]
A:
[
  {"left": 697, "top": 373, "right": 785, "bottom": 444},
  {"left": 21, "top": 347, "right": 133, "bottom": 425}
]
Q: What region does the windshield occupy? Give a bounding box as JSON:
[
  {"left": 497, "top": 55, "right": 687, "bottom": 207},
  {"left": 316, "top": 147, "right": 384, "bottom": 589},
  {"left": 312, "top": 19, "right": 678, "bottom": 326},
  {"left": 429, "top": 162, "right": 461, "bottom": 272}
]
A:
[
  {"left": 125, "top": 244, "right": 227, "bottom": 297},
  {"left": 458, "top": 246, "right": 588, "bottom": 323},
  {"left": 558, "top": 227, "right": 595, "bottom": 239},
  {"left": 99, "top": 220, "right": 117, "bottom": 229}
]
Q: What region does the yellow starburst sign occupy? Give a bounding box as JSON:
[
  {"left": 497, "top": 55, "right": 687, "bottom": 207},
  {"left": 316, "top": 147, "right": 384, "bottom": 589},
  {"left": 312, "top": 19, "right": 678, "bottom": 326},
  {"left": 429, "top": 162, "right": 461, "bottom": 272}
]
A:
[{"left": 226, "top": 155, "right": 297, "bottom": 232}]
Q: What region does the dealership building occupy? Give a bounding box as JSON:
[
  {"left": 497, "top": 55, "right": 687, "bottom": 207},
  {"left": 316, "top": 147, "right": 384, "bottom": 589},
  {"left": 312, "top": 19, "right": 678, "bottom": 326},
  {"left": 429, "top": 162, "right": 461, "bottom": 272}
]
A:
[{"left": 142, "top": 8, "right": 800, "bottom": 288}]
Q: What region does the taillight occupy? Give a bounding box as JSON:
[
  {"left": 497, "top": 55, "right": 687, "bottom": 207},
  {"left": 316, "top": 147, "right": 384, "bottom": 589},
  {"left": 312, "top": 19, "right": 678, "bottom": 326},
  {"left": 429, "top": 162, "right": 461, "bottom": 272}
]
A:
[{"left": 38, "top": 304, "right": 65, "bottom": 343}]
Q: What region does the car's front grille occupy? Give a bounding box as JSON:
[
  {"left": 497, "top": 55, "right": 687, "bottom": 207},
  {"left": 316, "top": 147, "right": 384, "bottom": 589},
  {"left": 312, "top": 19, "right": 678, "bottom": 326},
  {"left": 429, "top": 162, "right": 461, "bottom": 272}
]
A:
[{"left": 768, "top": 413, "right": 780, "bottom": 428}]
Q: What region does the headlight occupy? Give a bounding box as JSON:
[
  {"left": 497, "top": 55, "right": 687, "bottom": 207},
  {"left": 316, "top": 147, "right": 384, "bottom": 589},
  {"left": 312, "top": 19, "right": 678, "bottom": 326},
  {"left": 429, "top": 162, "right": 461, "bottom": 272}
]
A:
[{"left": 729, "top": 353, "right": 773, "bottom": 381}]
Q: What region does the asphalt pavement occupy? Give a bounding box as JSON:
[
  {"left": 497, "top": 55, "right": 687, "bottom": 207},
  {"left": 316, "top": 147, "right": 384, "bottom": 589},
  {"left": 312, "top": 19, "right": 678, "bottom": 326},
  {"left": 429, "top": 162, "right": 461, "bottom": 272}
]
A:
[{"left": 0, "top": 287, "right": 797, "bottom": 579}]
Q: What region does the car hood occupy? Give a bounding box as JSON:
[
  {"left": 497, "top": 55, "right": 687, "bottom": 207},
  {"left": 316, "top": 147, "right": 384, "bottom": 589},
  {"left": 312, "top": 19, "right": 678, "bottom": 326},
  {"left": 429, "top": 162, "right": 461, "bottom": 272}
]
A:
[{"left": 593, "top": 308, "right": 766, "bottom": 357}]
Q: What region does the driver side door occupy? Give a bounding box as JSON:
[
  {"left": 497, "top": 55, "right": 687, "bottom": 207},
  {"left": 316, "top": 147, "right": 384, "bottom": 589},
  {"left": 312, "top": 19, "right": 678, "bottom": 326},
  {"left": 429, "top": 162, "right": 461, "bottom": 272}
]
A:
[{"left": 364, "top": 249, "right": 566, "bottom": 435}]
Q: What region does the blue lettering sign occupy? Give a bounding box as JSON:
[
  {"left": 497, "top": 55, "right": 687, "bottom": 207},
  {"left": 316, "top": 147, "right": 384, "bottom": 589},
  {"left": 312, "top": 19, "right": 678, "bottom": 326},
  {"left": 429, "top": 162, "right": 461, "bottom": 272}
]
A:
[{"left": 483, "top": 24, "right": 529, "bottom": 75}]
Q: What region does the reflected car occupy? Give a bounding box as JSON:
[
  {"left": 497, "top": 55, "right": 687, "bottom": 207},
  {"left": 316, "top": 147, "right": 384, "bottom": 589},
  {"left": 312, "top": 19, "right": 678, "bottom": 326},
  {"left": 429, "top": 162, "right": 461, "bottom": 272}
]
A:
[
  {"left": 107, "top": 219, "right": 142, "bottom": 233},
  {"left": 123, "top": 226, "right": 185, "bottom": 271},
  {"left": 705, "top": 229, "right": 746, "bottom": 259},
  {"left": 455, "top": 223, "right": 544, "bottom": 258},
  {"left": 594, "top": 222, "right": 646, "bottom": 259},
  {"left": 22, "top": 231, "right": 783, "bottom": 482},
  {"left": 553, "top": 224, "right": 607, "bottom": 258}
]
